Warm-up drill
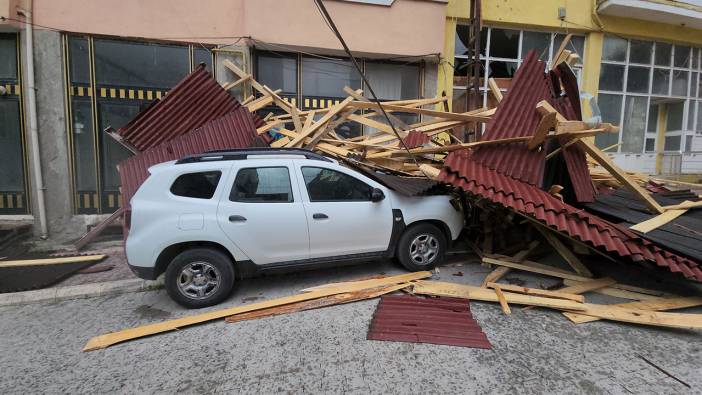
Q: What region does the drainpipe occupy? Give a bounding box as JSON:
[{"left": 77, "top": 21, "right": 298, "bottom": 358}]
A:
[{"left": 17, "top": 7, "right": 48, "bottom": 239}]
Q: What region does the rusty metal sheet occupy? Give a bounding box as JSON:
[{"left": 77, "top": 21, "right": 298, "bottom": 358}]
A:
[
  {"left": 118, "top": 108, "right": 261, "bottom": 209},
  {"left": 116, "top": 65, "right": 264, "bottom": 152},
  {"left": 439, "top": 155, "right": 702, "bottom": 282},
  {"left": 402, "top": 131, "right": 431, "bottom": 149},
  {"left": 367, "top": 295, "right": 492, "bottom": 349}
]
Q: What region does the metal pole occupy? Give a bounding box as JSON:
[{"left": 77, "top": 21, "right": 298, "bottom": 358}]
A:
[{"left": 18, "top": 8, "right": 49, "bottom": 239}]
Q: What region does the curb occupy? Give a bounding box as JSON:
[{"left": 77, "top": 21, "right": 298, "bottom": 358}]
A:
[{"left": 0, "top": 277, "right": 164, "bottom": 307}]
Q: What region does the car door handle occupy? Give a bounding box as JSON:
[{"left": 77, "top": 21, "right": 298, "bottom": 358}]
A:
[
  {"left": 312, "top": 213, "right": 328, "bottom": 220},
  {"left": 228, "top": 215, "right": 247, "bottom": 222}
]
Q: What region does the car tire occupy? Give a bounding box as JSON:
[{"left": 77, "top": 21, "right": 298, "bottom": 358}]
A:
[
  {"left": 165, "top": 248, "right": 235, "bottom": 309},
  {"left": 396, "top": 223, "right": 446, "bottom": 271}
]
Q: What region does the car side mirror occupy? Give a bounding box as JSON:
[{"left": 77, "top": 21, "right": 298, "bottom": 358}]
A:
[{"left": 371, "top": 188, "right": 385, "bottom": 202}]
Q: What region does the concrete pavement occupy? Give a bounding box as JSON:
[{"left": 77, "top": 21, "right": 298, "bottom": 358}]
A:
[{"left": 1, "top": 256, "right": 701, "bottom": 394}]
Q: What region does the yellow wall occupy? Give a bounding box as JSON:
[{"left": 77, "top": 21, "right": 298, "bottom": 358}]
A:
[{"left": 440, "top": 0, "right": 702, "bottom": 107}]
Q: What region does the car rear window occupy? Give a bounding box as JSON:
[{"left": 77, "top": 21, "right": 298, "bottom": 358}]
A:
[
  {"left": 230, "top": 167, "right": 293, "bottom": 203},
  {"left": 170, "top": 171, "right": 222, "bottom": 199}
]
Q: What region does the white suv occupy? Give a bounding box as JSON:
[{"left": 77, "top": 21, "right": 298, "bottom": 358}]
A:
[{"left": 126, "top": 149, "right": 464, "bottom": 308}]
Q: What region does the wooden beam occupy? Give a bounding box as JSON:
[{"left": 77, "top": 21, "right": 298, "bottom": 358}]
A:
[
  {"left": 346, "top": 101, "right": 491, "bottom": 123},
  {"left": 630, "top": 208, "right": 687, "bottom": 233},
  {"left": 482, "top": 256, "right": 591, "bottom": 282},
  {"left": 492, "top": 284, "right": 511, "bottom": 315},
  {"left": 557, "top": 277, "right": 616, "bottom": 295},
  {"left": 533, "top": 224, "right": 593, "bottom": 277},
  {"left": 563, "top": 296, "right": 702, "bottom": 324},
  {"left": 487, "top": 282, "right": 585, "bottom": 303},
  {"left": 286, "top": 96, "right": 355, "bottom": 148},
  {"left": 83, "top": 271, "right": 432, "bottom": 351},
  {"left": 660, "top": 200, "right": 702, "bottom": 211},
  {"left": 481, "top": 240, "right": 539, "bottom": 287},
  {"left": 0, "top": 254, "right": 105, "bottom": 268},
  {"left": 413, "top": 281, "right": 702, "bottom": 330},
  {"left": 488, "top": 78, "right": 503, "bottom": 103},
  {"left": 528, "top": 112, "right": 557, "bottom": 150}
]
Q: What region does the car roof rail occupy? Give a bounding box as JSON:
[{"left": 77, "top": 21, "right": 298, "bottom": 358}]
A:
[{"left": 175, "top": 148, "right": 333, "bottom": 164}]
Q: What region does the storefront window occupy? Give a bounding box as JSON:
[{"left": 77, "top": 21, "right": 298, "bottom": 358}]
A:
[{"left": 0, "top": 33, "right": 27, "bottom": 214}]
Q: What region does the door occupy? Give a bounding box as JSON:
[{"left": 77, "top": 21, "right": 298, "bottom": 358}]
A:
[
  {"left": 295, "top": 163, "right": 393, "bottom": 258},
  {"left": 217, "top": 162, "right": 309, "bottom": 264}
]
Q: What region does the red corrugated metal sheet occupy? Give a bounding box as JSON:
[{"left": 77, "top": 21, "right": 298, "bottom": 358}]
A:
[
  {"left": 402, "top": 131, "right": 430, "bottom": 149},
  {"left": 116, "top": 65, "right": 264, "bottom": 152},
  {"left": 119, "top": 108, "right": 260, "bottom": 207},
  {"left": 367, "top": 295, "right": 492, "bottom": 349},
  {"left": 471, "top": 51, "right": 595, "bottom": 203},
  {"left": 440, "top": 153, "right": 702, "bottom": 282}
]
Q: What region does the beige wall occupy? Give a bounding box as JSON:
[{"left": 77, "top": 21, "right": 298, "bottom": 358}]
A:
[{"left": 30, "top": 0, "right": 445, "bottom": 57}]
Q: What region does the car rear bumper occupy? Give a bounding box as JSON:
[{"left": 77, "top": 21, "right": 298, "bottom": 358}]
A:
[{"left": 128, "top": 263, "right": 158, "bottom": 280}]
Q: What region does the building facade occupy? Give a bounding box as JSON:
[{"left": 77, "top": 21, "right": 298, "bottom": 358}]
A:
[
  {"left": 3, "top": 0, "right": 702, "bottom": 240},
  {"left": 441, "top": 0, "right": 702, "bottom": 177}
]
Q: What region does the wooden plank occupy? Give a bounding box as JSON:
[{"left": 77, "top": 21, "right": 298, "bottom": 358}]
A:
[
  {"left": 487, "top": 282, "right": 585, "bottom": 303},
  {"left": 413, "top": 281, "right": 702, "bottom": 330},
  {"left": 527, "top": 112, "right": 557, "bottom": 150},
  {"left": 0, "top": 254, "right": 105, "bottom": 268},
  {"left": 533, "top": 224, "right": 593, "bottom": 277},
  {"left": 482, "top": 256, "right": 591, "bottom": 282},
  {"left": 557, "top": 277, "right": 616, "bottom": 295},
  {"left": 286, "top": 97, "right": 354, "bottom": 148},
  {"left": 660, "top": 200, "right": 702, "bottom": 211},
  {"left": 492, "top": 285, "right": 511, "bottom": 315},
  {"left": 74, "top": 208, "right": 125, "bottom": 250},
  {"left": 562, "top": 278, "right": 676, "bottom": 299},
  {"left": 630, "top": 208, "right": 687, "bottom": 233},
  {"left": 481, "top": 240, "right": 539, "bottom": 287},
  {"left": 346, "top": 101, "right": 491, "bottom": 123},
  {"left": 225, "top": 283, "right": 409, "bottom": 323},
  {"left": 270, "top": 137, "right": 291, "bottom": 148},
  {"left": 488, "top": 78, "right": 503, "bottom": 103},
  {"left": 83, "top": 271, "right": 432, "bottom": 351},
  {"left": 563, "top": 296, "right": 702, "bottom": 324}
]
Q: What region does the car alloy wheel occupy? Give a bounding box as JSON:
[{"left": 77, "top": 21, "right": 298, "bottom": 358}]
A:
[
  {"left": 176, "top": 261, "right": 221, "bottom": 300},
  {"left": 409, "top": 233, "right": 439, "bottom": 265}
]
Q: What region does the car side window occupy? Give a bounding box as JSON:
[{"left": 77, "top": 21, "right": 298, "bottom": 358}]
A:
[
  {"left": 170, "top": 171, "right": 222, "bottom": 199},
  {"left": 230, "top": 167, "right": 293, "bottom": 203},
  {"left": 301, "top": 167, "right": 372, "bottom": 202}
]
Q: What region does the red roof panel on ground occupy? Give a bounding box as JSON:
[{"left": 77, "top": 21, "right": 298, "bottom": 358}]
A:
[
  {"left": 439, "top": 153, "right": 702, "bottom": 282},
  {"left": 367, "top": 294, "right": 492, "bottom": 349}
]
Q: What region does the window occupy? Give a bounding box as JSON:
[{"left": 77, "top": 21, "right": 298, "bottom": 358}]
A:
[
  {"left": 597, "top": 36, "right": 702, "bottom": 153},
  {"left": 302, "top": 58, "right": 361, "bottom": 99},
  {"left": 0, "top": 33, "right": 27, "bottom": 214},
  {"left": 65, "top": 35, "right": 211, "bottom": 214},
  {"left": 302, "top": 167, "right": 372, "bottom": 202},
  {"left": 171, "top": 171, "right": 222, "bottom": 199},
  {"left": 256, "top": 54, "right": 297, "bottom": 96},
  {"left": 231, "top": 167, "right": 293, "bottom": 203},
  {"left": 453, "top": 27, "right": 586, "bottom": 109}
]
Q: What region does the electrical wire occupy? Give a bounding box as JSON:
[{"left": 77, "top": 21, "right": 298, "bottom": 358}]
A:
[{"left": 311, "top": 0, "right": 425, "bottom": 175}]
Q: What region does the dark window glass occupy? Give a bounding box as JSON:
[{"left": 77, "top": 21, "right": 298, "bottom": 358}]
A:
[
  {"left": 94, "top": 39, "right": 189, "bottom": 88},
  {"left": 626, "top": 66, "right": 650, "bottom": 93},
  {"left": 603, "top": 36, "right": 627, "bottom": 62},
  {"left": 595, "top": 93, "right": 622, "bottom": 149},
  {"left": 667, "top": 102, "right": 684, "bottom": 131},
  {"left": 599, "top": 64, "right": 625, "bottom": 92},
  {"left": 68, "top": 36, "right": 91, "bottom": 84},
  {"left": 489, "top": 28, "right": 519, "bottom": 59},
  {"left": 685, "top": 135, "right": 693, "bottom": 153},
  {"left": 652, "top": 68, "right": 670, "bottom": 95},
  {"left": 522, "top": 31, "right": 550, "bottom": 61},
  {"left": 0, "top": 100, "right": 25, "bottom": 191},
  {"left": 645, "top": 138, "right": 656, "bottom": 152},
  {"left": 488, "top": 61, "right": 518, "bottom": 78},
  {"left": 655, "top": 42, "right": 672, "bottom": 66},
  {"left": 647, "top": 104, "right": 658, "bottom": 132},
  {"left": 365, "top": 63, "right": 419, "bottom": 100},
  {"left": 71, "top": 99, "right": 97, "bottom": 191},
  {"left": 621, "top": 96, "right": 647, "bottom": 153},
  {"left": 629, "top": 40, "right": 652, "bottom": 64},
  {"left": 453, "top": 57, "right": 470, "bottom": 77},
  {"left": 455, "top": 25, "right": 469, "bottom": 56},
  {"left": 672, "top": 70, "right": 688, "bottom": 96},
  {"left": 302, "top": 58, "right": 361, "bottom": 98},
  {"left": 98, "top": 103, "right": 139, "bottom": 192},
  {"left": 257, "top": 54, "right": 297, "bottom": 95},
  {"left": 171, "top": 171, "right": 222, "bottom": 199},
  {"left": 302, "top": 167, "right": 372, "bottom": 202},
  {"left": 664, "top": 136, "right": 681, "bottom": 151},
  {"left": 674, "top": 45, "right": 691, "bottom": 68},
  {"left": 0, "top": 34, "right": 17, "bottom": 80},
  {"left": 231, "top": 167, "right": 293, "bottom": 203},
  {"left": 193, "top": 47, "right": 213, "bottom": 73}
]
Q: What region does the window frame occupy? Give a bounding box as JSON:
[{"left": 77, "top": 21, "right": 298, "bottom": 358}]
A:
[
  {"left": 597, "top": 36, "right": 702, "bottom": 154},
  {"left": 230, "top": 166, "right": 295, "bottom": 204},
  {"left": 300, "top": 166, "right": 374, "bottom": 203}
]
